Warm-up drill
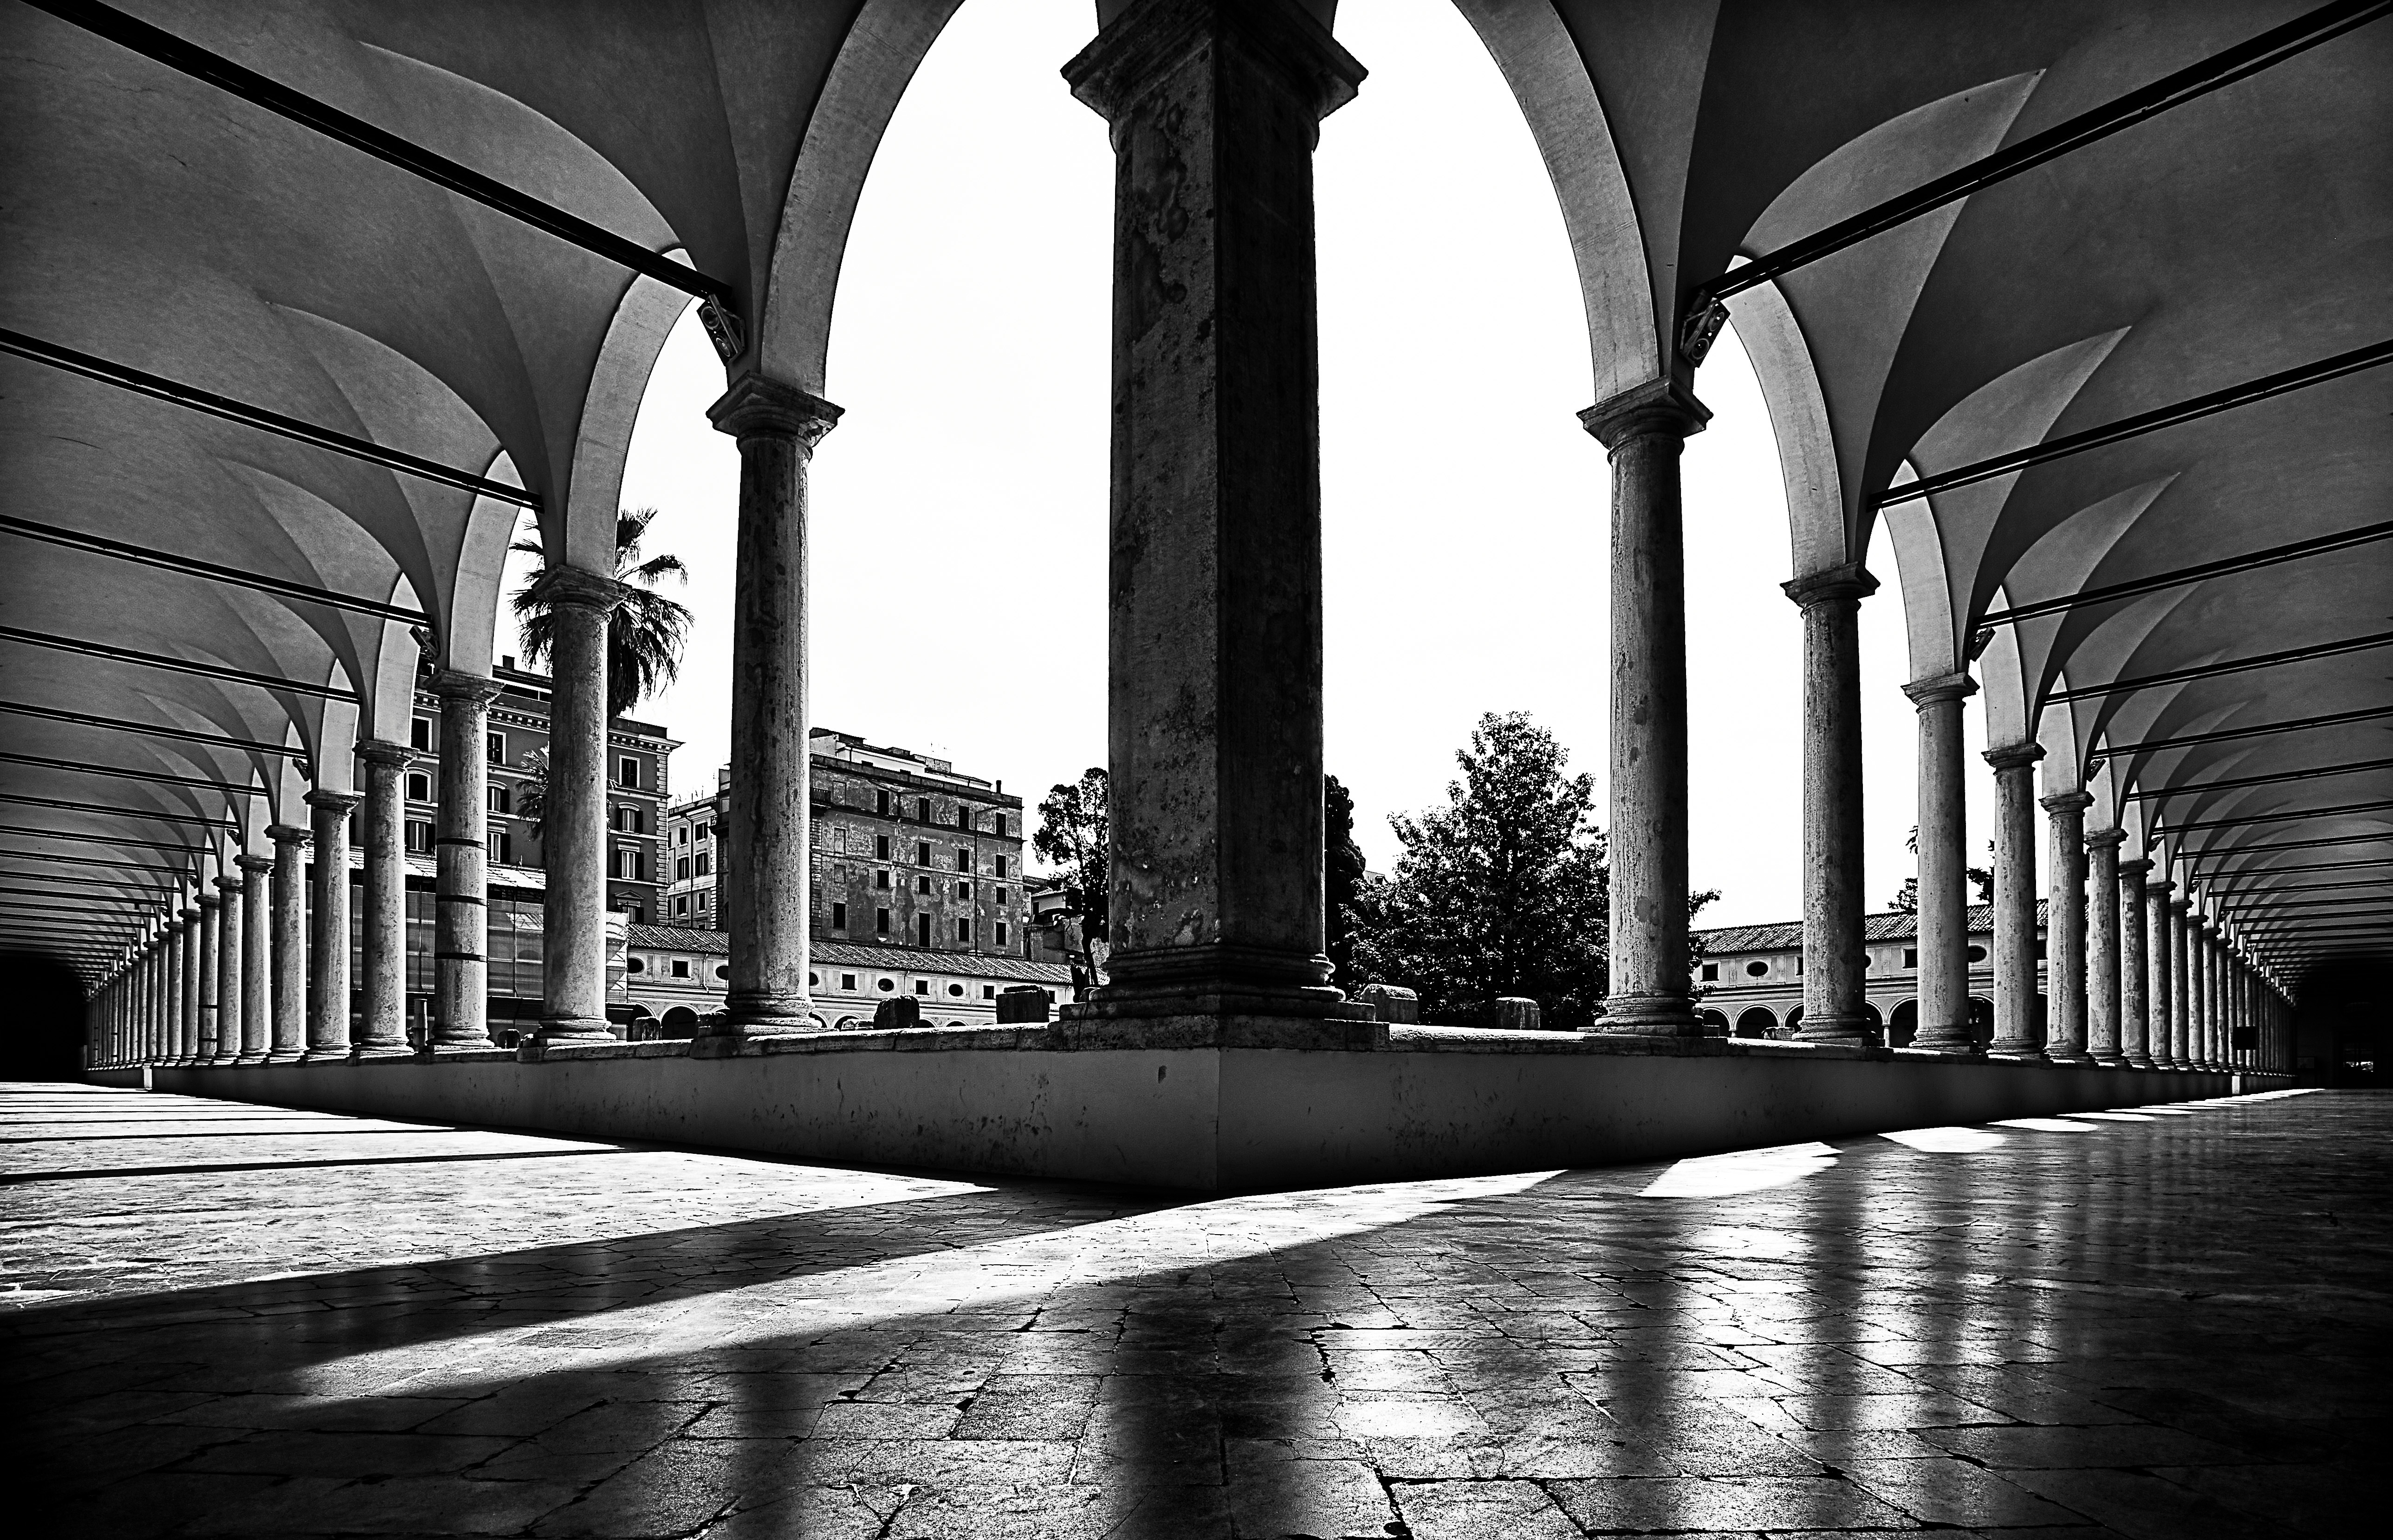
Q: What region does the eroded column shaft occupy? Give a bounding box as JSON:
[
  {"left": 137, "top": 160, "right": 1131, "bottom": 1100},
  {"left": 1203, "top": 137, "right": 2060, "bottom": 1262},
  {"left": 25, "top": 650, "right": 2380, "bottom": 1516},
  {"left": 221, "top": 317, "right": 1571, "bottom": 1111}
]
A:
[
  {"left": 1788, "top": 565, "right": 1875, "bottom": 1045},
  {"left": 1985, "top": 744, "right": 2043, "bottom": 1059}
]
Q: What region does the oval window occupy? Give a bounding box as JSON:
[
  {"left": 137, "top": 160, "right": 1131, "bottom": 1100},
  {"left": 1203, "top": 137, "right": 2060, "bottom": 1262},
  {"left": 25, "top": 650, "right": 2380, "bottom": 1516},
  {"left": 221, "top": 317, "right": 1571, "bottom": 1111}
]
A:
[
  {"left": 947, "top": 983, "right": 965, "bottom": 996},
  {"left": 1966, "top": 945, "right": 1988, "bottom": 963},
  {"left": 626, "top": 957, "right": 645, "bottom": 974},
  {"left": 877, "top": 977, "right": 895, "bottom": 992},
  {"left": 714, "top": 964, "right": 729, "bottom": 980},
  {"left": 1745, "top": 961, "right": 1769, "bottom": 977},
  {"left": 808, "top": 972, "right": 819, "bottom": 988}
]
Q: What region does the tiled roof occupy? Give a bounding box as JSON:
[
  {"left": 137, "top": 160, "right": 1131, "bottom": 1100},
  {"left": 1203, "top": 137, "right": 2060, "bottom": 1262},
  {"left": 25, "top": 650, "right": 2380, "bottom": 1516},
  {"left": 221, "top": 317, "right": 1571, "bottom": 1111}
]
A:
[
  {"left": 1694, "top": 901, "right": 2049, "bottom": 954},
  {"left": 624, "top": 925, "right": 1073, "bottom": 982}
]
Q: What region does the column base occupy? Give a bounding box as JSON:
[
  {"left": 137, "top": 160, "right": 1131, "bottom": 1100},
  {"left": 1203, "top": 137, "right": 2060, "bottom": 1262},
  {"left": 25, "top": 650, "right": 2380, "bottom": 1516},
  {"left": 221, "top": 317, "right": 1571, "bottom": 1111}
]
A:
[
  {"left": 353, "top": 1043, "right": 415, "bottom": 1060},
  {"left": 301, "top": 1048, "right": 353, "bottom": 1063},
  {"left": 2044, "top": 1048, "right": 2093, "bottom": 1066},
  {"left": 2121, "top": 1052, "right": 2154, "bottom": 1069},
  {"left": 1069, "top": 984, "right": 1345, "bottom": 1022},
  {"left": 1909, "top": 1024, "right": 1980, "bottom": 1055},
  {"left": 1595, "top": 991, "right": 1708, "bottom": 1037},
  {"left": 233, "top": 1054, "right": 270, "bottom": 1066},
  {"left": 2091, "top": 1052, "right": 2128, "bottom": 1068},
  {"left": 537, "top": 1015, "right": 617, "bottom": 1046},
  {"left": 1985, "top": 1040, "right": 2043, "bottom": 1062},
  {"left": 429, "top": 1039, "right": 496, "bottom": 1055},
  {"left": 263, "top": 1051, "right": 305, "bottom": 1064},
  {"left": 1795, "top": 1013, "right": 1872, "bottom": 1046}
]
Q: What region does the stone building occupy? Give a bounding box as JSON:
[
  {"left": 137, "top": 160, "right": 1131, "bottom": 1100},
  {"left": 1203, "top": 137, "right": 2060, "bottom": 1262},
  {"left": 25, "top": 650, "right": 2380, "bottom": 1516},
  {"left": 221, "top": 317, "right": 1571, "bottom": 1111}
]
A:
[
  {"left": 661, "top": 729, "right": 1032, "bottom": 960},
  {"left": 624, "top": 923, "right": 1073, "bottom": 1036},
  {"left": 1695, "top": 903, "right": 2049, "bottom": 1046}
]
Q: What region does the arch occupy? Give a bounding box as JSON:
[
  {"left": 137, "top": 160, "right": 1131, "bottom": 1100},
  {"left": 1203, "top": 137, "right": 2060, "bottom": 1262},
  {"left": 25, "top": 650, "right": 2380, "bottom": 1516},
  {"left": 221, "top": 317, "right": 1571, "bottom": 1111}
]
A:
[
  {"left": 557, "top": 269, "right": 695, "bottom": 573},
  {"left": 1889, "top": 998, "right": 1919, "bottom": 1048},
  {"left": 1727, "top": 281, "right": 1847, "bottom": 577},
  {"left": 1697, "top": 1008, "right": 1729, "bottom": 1033},
  {"left": 1784, "top": 1006, "right": 1804, "bottom": 1036},
  {"left": 660, "top": 1006, "right": 699, "bottom": 1039},
  {"left": 1968, "top": 995, "right": 1994, "bottom": 1047}
]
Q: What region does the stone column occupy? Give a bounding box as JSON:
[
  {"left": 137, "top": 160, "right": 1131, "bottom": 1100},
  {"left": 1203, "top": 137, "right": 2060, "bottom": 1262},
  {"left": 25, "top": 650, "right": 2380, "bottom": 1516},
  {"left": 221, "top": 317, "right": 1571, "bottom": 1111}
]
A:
[
  {"left": 2170, "top": 894, "right": 2194, "bottom": 1070},
  {"left": 701, "top": 380, "right": 840, "bottom": 1046},
  {"left": 356, "top": 740, "right": 415, "bottom": 1057},
  {"left": 305, "top": 788, "right": 362, "bottom": 1059},
  {"left": 2085, "top": 828, "right": 2124, "bottom": 1066},
  {"left": 2040, "top": 790, "right": 2092, "bottom": 1064},
  {"left": 1903, "top": 673, "right": 1977, "bottom": 1050},
  {"left": 191, "top": 892, "right": 219, "bottom": 1063},
  {"left": 177, "top": 902, "right": 200, "bottom": 1064},
  {"left": 1061, "top": 0, "right": 1364, "bottom": 1026},
  {"left": 1984, "top": 744, "right": 2044, "bottom": 1060},
  {"left": 266, "top": 823, "right": 310, "bottom": 1061},
  {"left": 2200, "top": 917, "right": 2223, "bottom": 1071},
  {"left": 1582, "top": 382, "right": 1712, "bottom": 1034},
  {"left": 214, "top": 876, "right": 245, "bottom": 1063},
  {"left": 237, "top": 854, "right": 273, "bottom": 1060},
  {"left": 2119, "top": 857, "right": 2152, "bottom": 1067},
  {"left": 431, "top": 671, "right": 505, "bottom": 1051},
  {"left": 1786, "top": 564, "right": 1877, "bottom": 1045},
  {"left": 531, "top": 568, "right": 622, "bottom": 1043}
]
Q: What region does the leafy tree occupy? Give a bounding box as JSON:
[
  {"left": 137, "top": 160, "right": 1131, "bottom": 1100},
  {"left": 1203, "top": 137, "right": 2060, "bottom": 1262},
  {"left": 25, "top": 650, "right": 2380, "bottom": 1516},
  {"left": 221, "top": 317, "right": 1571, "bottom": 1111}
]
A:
[
  {"left": 1351, "top": 712, "right": 1612, "bottom": 1029},
  {"left": 513, "top": 750, "right": 550, "bottom": 843},
  {"left": 1889, "top": 827, "right": 1994, "bottom": 912},
  {"left": 1323, "top": 774, "right": 1369, "bottom": 988},
  {"left": 1033, "top": 767, "right": 1109, "bottom": 953},
  {"left": 510, "top": 508, "right": 693, "bottom": 720}
]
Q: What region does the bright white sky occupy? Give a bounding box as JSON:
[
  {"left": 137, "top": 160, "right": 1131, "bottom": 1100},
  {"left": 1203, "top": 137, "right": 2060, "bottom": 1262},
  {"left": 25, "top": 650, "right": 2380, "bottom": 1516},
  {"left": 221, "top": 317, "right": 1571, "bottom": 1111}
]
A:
[{"left": 503, "top": 0, "right": 2007, "bottom": 931}]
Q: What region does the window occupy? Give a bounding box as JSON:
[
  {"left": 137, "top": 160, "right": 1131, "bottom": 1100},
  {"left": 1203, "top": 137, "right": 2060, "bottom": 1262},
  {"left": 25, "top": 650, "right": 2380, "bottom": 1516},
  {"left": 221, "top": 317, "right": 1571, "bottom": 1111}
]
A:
[
  {"left": 697, "top": 822, "right": 712, "bottom": 842},
  {"left": 955, "top": 918, "right": 972, "bottom": 944},
  {"left": 487, "top": 731, "right": 505, "bottom": 764},
  {"left": 997, "top": 815, "right": 1009, "bottom": 838},
  {"left": 915, "top": 841, "right": 931, "bottom": 865},
  {"left": 671, "top": 959, "right": 690, "bottom": 978},
  {"left": 1700, "top": 964, "right": 1719, "bottom": 982},
  {"left": 628, "top": 956, "right": 646, "bottom": 974},
  {"left": 613, "top": 805, "right": 638, "bottom": 832},
  {"left": 674, "top": 895, "right": 689, "bottom": 916},
  {"left": 2034, "top": 939, "right": 2047, "bottom": 960},
  {"left": 619, "top": 756, "right": 640, "bottom": 788},
  {"left": 995, "top": 854, "right": 1008, "bottom": 877},
  {"left": 996, "top": 886, "right": 1009, "bottom": 904},
  {"left": 404, "top": 819, "right": 432, "bottom": 853},
  {"left": 490, "top": 784, "right": 510, "bottom": 814},
  {"left": 957, "top": 881, "right": 973, "bottom": 900},
  {"left": 1904, "top": 948, "right": 1919, "bottom": 969},
  {"left": 875, "top": 870, "right": 891, "bottom": 890},
  {"left": 1967, "top": 945, "right": 1988, "bottom": 963},
  {"left": 832, "top": 827, "right": 846, "bottom": 855},
  {"left": 916, "top": 874, "right": 932, "bottom": 895},
  {"left": 947, "top": 982, "right": 965, "bottom": 997},
  {"left": 996, "top": 921, "right": 1008, "bottom": 948},
  {"left": 714, "top": 965, "right": 728, "bottom": 980},
  {"left": 493, "top": 828, "right": 513, "bottom": 865},
  {"left": 694, "top": 853, "right": 711, "bottom": 877},
  {"left": 876, "top": 835, "right": 891, "bottom": 861},
  {"left": 411, "top": 717, "right": 431, "bottom": 750},
  {"left": 676, "top": 856, "right": 692, "bottom": 880},
  {"left": 406, "top": 772, "right": 432, "bottom": 803},
  {"left": 983, "top": 985, "right": 997, "bottom": 999},
  {"left": 1745, "top": 961, "right": 1769, "bottom": 977},
  {"left": 614, "top": 849, "right": 644, "bottom": 880},
  {"left": 876, "top": 790, "right": 890, "bottom": 817},
  {"left": 808, "top": 971, "right": 819, "bottom": 988},
  {"left": 675, "top": 826, "right": 689, "bottom": 846},
  {"left": 956, "top": 805, "right": 972, "bottom": 830},
  {"left": 917, "top": 797, "right": 931, "bottom": 822},
  {"left": 914, "top": 979, "right": 929, "bottom": 995},
  {"left": 841, "top": 973, "right": 857, "bottom": 991},
  {"left": 876, "top": 977, "right": 894, "bottom": 992},
  {"left": 915, "top": 914, "right": 932, "bottom": 946},
  {"left": 956, "top": 846, "right": 971, "bottom": 872},
  {"left": 831, "top": 901, "right": 848, "bottom": 930},
  {"left": 875, "top": 908, "right": 890, "bottom": 935}
]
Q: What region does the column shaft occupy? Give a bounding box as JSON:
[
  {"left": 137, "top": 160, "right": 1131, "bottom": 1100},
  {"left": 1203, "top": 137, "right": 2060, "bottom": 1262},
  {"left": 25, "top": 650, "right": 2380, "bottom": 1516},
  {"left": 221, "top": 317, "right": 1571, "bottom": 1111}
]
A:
[
  {"left": 357, "top": 741, "right": 414, "bottom": 1056},
  {"left": 2119, "top": 858, "right": 2152, "bottom": 1067},
  {"left": 2171, "top": 898, "right": 2194, "bottom": 1069},
  {"left": 533, "top": 570, "right": 619, "bottom": 1042},
  {"left": 237, "top": 854, "right": 273, "bottom": 1060},
  {"left": 267, "top": 824, "right": 310, "bottom": 1060},
  {"left": 305, "top": 789, "right": 362, "bottom": 1058},
  {"left": 177, "top": 905, "right": 199, "bottom": 1064},
  {"left": 2041, "top": 791, "right": 2091, "bottom": 1063},
  {"left": 2086, "top": 829, "right": 2123, "bottom": 1065},
  {"left": 215, "top": 879, "right": 246, "bottom": 1062},
  {"left": 705, "top": 383, "right": 839, "bottom": 1041},
  {"left": 1787, "top": 565, "right": 1876, "bottom": 1044},
  {"left": 194, "top": 895, "right": 219, "bottom": 1063},
  {"left": 432, "top": 673, "right": 504, "bottom": 1050},
  {"left": 1985, "top": 744, "right": 2043, "bottom": 1059},
  {"left": 1904, "top": 674, "right": 1977, "bottom": 1050}
]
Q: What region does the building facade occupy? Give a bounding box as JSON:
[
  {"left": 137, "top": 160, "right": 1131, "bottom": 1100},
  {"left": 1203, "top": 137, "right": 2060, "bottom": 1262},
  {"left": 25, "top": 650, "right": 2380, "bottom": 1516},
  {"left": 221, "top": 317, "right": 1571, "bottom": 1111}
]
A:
[
  {"left": 1694, "top": 903, "right": 2050, "bottom": 1047},
  {"left": 624, "top": 925, "right": 1075, "bottom": 1034},
  {"left": 661, "top": 729, "right": 1033, "bottom": 961},
  {"left": 408, "top": 656, "right": 676, "bottom": 924}
]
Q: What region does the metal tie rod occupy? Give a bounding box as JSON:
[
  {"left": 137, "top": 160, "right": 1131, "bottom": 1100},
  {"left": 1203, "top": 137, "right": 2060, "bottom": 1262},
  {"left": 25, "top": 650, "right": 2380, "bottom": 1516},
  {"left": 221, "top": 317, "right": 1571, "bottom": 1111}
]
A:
[
  {"left": 0, "top": 624, "right": 358, "bottom": 703},
  {"left": 2050, "top": 629, "right": 2393, "bottom": 705},
  {"left": 2127, "top": 756, "right": 2393, "bottom": 802},
  {"left": 0, "top": 848, "right": 183, "bottom": 878},
  {"left": 0, "top": 335, "right": 535, "bottom": 514},
  {"left": 1880, "top": 340, "right": 2393, "bottom": 509},
  {"left": 2163, "top": 797, "right": 2393, "bottom": 835},
  {"left": 1681, "top": 0, "right": 2393, "bottom": 357},
  {"left": 0, "top": 514, "right": 430, "bottom": 627},
  {"left": 2184, "top": 832, "right": 2391, "bottom": 862},
  {"left": 24, "top": 0, "right": 749, "bottom": 364},
  {"left": 0, "top": 700, "right": 309, "bottom": 765},
  {"left": 0, "top": 793, "right": 234, "bottom": 829},
  {"left": 2095, "top": 703, "right": 2393, "bottom": 761},
  {"left": 0, "top": 823, "right": 200, "bottom": 855},
  {"left": 1984, "top": 519, "right": 2393, "bottom": 629},
  {"left": 0, "top": 869, "right": 184, "bottom": 896},
  {"left": 0, "top": 751, "right": 264, "bottom": 796}
]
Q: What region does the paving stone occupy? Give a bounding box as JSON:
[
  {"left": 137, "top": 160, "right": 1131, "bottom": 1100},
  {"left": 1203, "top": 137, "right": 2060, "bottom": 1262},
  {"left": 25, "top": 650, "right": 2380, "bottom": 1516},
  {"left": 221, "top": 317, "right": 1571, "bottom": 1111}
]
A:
[
  {"left": 1391, "top": 1477, "right": 1584, "bottom": 1540},
  {"left": 1546, "top": 1474, "right": 1912, "bottom": 1532}
]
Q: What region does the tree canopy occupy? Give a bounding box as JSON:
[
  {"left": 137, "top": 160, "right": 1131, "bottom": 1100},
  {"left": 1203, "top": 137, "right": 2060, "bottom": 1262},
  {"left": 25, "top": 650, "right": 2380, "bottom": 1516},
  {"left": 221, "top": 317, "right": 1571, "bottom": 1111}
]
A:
[
  {"left": 1033, "top": 766, "right": 1109, "bottom": 953},
  {"left": 511, "top": 508, "right": 693, "bottom": 721}
]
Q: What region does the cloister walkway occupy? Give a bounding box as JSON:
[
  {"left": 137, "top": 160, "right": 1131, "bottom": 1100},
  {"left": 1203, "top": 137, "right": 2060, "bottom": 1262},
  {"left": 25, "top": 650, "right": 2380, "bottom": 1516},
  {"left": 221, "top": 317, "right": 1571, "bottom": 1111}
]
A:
[{"left": 4, "top": 1084, "right": 2380, "bottom": 1539}]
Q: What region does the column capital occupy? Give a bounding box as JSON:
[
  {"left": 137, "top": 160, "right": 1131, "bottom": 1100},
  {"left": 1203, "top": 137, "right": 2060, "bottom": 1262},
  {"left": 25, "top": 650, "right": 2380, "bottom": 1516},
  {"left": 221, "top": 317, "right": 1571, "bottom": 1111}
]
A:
[
  {"left": 1984, "top": 742, "right": 2045, "bottom": 773},
  {"left": 1782, "top": 562, "right": 1878, "bottom": 608},
  {"left": 196, "top": 892, "right": 220, "bottom": 911},
  {"left": 707, "top": 373, "right": 842, "bottom": 448},
  {"left": 524, "top": 564, "right": 626, "bottom": 615},
  {"left": 356, "top": 738, "right": 417, "bottom": 769},
  {"left": 266, "top": 823, "right": 311, "bottom": 845},
  {"left": 2120, "top": 857, "right": 2153, "bottom": 876},
  {"left": 427, "top": 668, "right": 505, "bottom": 705},
  {"left": 215, "top": 869, "right": 246, "bottom": 893},
  {"left": 180, "top": 904, "right": 202, "bottom": 922},
  {"left": 1901, "top": 671, "right": 1977, "bottom": 706},
  {"left": 1066, "top": 0, "right": 1363, "bottom": 127},
  {"left": 2040, "top": 790, "right": 2094, "bottom": 815},
  {"left": 235, "top": 854, "right": 274, "bottom": 876},
  {"left": 1579, "top": 377, "right": 1710, "bottom": 448},
  {"left": 2087, "top": 827, "right": 2127, "bottom": 849},
  {"left": 305, "top": 787, "right": 364, "bottom": 813},
  {"left": 2170, "top": 894, "right": 2192, "bottom": 915}
]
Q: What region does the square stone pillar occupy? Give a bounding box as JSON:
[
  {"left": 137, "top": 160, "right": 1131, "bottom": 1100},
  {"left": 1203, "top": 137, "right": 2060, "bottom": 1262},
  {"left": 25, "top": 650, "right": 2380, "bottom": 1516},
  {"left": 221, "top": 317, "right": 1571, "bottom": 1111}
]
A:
[
  {"left": 1061, "top": 0, "right": 1363, "bottom": 1024},
  {"left": 1984, "top": 744, "right": 2043, "bottom": 1061},
  {"left": 305, "top": 788, "right": 362, "bottom": 1059}
]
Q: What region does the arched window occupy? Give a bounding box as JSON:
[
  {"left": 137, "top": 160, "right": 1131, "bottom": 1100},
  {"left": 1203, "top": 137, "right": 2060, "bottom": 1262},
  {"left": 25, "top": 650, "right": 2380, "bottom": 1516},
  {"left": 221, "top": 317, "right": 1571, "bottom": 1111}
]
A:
[{"left": 1734, "top": 1008, "right": 1776, "bottom": 1039}]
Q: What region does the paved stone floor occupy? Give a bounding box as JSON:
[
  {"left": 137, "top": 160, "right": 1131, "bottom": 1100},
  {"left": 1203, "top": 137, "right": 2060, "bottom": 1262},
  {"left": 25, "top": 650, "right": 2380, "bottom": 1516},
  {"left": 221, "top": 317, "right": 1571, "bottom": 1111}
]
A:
[{"left": 3, "top": 1084, "right": 2382, "bottom": 1539}]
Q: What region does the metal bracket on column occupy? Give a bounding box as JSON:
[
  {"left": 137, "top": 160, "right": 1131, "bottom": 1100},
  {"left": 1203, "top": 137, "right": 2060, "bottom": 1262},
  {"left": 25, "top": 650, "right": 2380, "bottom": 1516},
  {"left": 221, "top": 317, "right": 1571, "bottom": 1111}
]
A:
[
  {"left": 1679, "top": 299, "right": 1730, "bottom": 366},
  {"left": 697, "top": 300, "right": 746, "bottom": 365}
]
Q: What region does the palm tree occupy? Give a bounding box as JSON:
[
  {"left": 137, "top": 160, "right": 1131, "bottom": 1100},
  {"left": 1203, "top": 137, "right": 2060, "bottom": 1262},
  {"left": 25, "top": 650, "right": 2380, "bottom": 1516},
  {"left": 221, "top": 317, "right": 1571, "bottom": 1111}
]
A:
[{"left": 510, "top": 508, "right": 693, "bottom": 720}]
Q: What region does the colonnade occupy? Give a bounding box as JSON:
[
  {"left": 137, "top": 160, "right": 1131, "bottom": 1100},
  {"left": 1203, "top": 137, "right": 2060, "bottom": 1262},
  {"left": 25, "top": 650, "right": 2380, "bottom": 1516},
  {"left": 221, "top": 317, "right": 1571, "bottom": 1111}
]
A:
[{"left": 80, "top": 0, "right": 2299, "bottom": 1081}]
